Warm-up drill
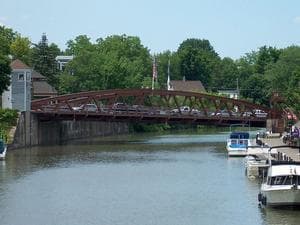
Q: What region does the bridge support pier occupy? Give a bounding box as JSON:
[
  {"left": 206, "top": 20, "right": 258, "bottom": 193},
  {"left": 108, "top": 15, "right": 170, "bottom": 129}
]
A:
[{"left": 266, "top": 118, "right": 285, "bottom": 134}]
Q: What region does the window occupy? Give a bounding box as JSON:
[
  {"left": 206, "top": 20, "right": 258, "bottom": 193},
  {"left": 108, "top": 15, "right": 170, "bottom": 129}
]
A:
[
  {"left": 268, "top": 176, "right": 300, "bottom": 185},
  {"left": 26, "top": 72, "right": 31, "bottom": 81},
  {"left": 18, "top": 73, "right": 24, "bottom": 81}
]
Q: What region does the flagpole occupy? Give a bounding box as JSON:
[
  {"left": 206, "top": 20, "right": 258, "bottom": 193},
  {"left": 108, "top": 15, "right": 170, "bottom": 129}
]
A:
[
  {"left": 152, "top": 56, "right": 157, "bottom": 90},
  {"left": 167, "top": 58, "right": 170, "bottom": 90},
  {"left": 152, "top": 57, "right": 155, "bottom": 90}
]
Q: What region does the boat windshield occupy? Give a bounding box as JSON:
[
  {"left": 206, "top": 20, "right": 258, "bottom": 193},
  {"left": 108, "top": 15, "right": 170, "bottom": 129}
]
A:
[
  {"left": 267, "top": 175, "right": 300, "bottom": 185},
  {"left": 230, "top": 132, "right": 249, "bottom": 139}
]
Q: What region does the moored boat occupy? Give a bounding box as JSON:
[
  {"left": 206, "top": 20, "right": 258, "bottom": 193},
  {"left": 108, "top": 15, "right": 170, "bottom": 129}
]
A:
[
  {"left": 0, "top": 139, "right": 7, "bottom": 159},
  {"left": 226, "top": 131, "right": 252, "bottom": 156},
  {"left": 245, "top": 154, "right": 269, "bottom": 179},
  {"left": 258, "top": 161, "right": 300, "bottom": 207}
]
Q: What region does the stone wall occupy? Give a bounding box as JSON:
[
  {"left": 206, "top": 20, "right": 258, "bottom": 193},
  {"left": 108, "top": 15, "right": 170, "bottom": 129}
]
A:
[{"left": 10, "top": 112, "right": 129, "bottom": 149}]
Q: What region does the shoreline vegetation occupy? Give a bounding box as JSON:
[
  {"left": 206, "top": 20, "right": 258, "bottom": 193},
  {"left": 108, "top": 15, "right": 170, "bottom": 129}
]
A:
[
  {"left": 0, "top": 109, "right": 18, "bottom": 144},
  {"left": 130, "top": 123, "right": 233, "bottom": 134}
]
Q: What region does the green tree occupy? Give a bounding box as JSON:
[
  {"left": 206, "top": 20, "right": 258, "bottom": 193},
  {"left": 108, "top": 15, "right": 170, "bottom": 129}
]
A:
[
  {"left": 240, "top": 73, "right": 269, "bottom": 104},
  {"left": 0, "top": 26, "right": 17, "bottom": 55},
  {"left": 31, "top": 34, "right": 61, "bottom": 88},
  {"left": 65, "top": 35, "right": 94, "bottom": 56},
  {"left": 255, "top": 46, "right": 281, "bottom": 74},
  {"left": 236, "top": 51, "right": 256, "bottom": 84},
  {"left": 10, "top": 36, "right": 31, "bottom": 64},
  {"left": 61, "top": 34, "right": 152, "bottom": 93},
  {"left": 265, "top": 46, "right": 300, "bottom": 110},
  {"left": 211, "top": 57, "right": 238, "bottom": 90},
  {"left": 177, "top": 38, "right": 220, "bottom": 88},
  {"left": 0, "top": 26, "right": 16, "bottom": 95},
  {"left": 96, "top": 35, "right": 151, "bottom": 89},
  {"left": 0, "top": 55, "right": 11, "bottom": 94},
  {"left": 60, "top": 35, "right": 99, "bottom": 92}
]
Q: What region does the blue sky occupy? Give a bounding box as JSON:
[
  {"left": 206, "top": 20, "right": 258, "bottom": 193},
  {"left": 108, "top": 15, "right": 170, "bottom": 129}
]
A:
[{"left": 1, "top": 0, "right": 300, "bottom": 59}]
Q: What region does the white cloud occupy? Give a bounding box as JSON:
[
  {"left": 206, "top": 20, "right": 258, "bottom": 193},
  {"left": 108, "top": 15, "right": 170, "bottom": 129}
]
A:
[{"left": 294, "top": 16, "right": 300, "bottom": 24}]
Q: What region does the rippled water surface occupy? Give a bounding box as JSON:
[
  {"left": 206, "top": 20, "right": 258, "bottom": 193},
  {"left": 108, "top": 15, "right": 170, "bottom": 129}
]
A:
[{"left": 0, "top": 132, "right": 300, "bottom": 225}]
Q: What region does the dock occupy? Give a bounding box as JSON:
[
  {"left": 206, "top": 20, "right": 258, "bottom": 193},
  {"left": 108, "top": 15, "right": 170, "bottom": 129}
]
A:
[
  {"left": 262, "top": 135, "right": 300, "bottom": 162},
  {"left": 245, "top": 134, "right": 300, "bottom": 179}
]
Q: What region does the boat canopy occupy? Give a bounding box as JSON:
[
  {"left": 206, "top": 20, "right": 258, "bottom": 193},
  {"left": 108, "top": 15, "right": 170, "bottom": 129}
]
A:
[{"left": 229, "top": 132, "right": 250, "bottom": 139}]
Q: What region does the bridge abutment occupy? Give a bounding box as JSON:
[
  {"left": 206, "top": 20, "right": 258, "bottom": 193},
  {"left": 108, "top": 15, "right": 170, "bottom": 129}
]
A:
[
  {"left": 10, "top": 112, "right": 129, "bottom": 149},
  {"left": 266, "top": 118, "right": 285, "bottom": 134}
]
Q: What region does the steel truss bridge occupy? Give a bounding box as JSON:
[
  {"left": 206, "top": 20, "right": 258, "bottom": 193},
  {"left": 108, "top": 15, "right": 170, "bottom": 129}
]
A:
[{"left": 31, "top": 89, "right": 283, "bottom": 127}]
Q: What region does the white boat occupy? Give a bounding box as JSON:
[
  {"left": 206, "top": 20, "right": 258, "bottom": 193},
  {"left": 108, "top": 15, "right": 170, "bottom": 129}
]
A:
[
  {"left": 226, "top": 131, "right": 252, "bottom": 156},
  {"left": 245, "top": 155, "right": 269, "bottom": 179},
  {"left": 244, "top": 146, "right": 278, "bottom": 179},
  {"left": 0, "top": 139, "right": 7, "bottom": 159},
  {"left": 259, "top": 161, "right": 300, "bottom": 206},
  {"left": 247, "top": 145, "right": 277, "bottom": 155}
]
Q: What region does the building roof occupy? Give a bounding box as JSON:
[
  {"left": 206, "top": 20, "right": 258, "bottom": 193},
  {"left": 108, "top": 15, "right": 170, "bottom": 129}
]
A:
[
  {"left": 32, "top": 70, "right": 46, "bottom": 80},
  {"left": 32, "top": 81, "right": 58, "bottom": 96},
  {"left": 55, "top": 55, "right": 74, "bottom": 61},
  {"left": 10, "top": 59, "right": 31, "bottom": 70},
  {"left": 170, "top": 80, "right": 206, "bottom": 93}
]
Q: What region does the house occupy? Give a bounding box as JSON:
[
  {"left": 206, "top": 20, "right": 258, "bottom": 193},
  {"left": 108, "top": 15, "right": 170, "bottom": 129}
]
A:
[
  {"left": 167, "top": 77, "right": 206, "bottom": 93},
  {"left": 2, "top": 59, "right": 57, "bottom": 111},
  {"left": 55, "top": 55, "right": 74, "bottom": 71},
  {"left": 218, "top": 89, "right": 239, "bottom": 99},
  {"left": 32, "top": 70, "right": 58, "bottom": 99}
]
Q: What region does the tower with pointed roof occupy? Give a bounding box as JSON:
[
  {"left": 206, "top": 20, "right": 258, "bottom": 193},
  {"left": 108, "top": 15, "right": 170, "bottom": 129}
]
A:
[{"left": 2, "top": 59, "right": 32, "bottom": 111}]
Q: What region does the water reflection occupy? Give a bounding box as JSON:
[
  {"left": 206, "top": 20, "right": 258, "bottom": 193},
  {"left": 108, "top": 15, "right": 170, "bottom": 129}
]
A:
[{"left": 261, "top": 206, "right": 300, "bottom": 225}]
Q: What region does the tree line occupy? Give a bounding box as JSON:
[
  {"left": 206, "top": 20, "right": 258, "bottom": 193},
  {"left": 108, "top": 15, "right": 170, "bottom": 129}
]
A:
[{"left": 1, "top": 25, "right": 300, "bottom": 112}]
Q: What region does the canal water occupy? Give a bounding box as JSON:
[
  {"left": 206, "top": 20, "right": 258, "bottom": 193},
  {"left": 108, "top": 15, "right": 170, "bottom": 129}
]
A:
[{"left": 1, "top": 131, "right": 300, "bottom": 225}]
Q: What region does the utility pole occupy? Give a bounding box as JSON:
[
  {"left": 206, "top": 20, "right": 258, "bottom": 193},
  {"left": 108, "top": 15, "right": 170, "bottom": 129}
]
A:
[{"left": 236, "top": 78, "right": 239, "bottom": 100}]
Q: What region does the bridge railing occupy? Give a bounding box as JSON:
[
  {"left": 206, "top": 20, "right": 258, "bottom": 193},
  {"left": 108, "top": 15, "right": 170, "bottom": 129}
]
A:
[{"left": 31, "top": 89, "right": 283, "bottom": 121}]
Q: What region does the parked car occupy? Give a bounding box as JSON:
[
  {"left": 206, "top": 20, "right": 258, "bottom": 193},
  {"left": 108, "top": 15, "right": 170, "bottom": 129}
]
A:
[
  {"left": 112, "top": 102, "right": 127, "bottom": 111},
  {"left": 211, "top": 109, "right": 232, "bottom": 117},
  {"left": 72, "top": 104, "right": 98, "bottom": 112},
  {"left": 254, "top": 109, "right": 268, "bottom": 118}
]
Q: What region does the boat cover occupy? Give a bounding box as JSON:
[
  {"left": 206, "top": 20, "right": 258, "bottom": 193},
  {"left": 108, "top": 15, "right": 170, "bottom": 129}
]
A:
[{"left": 230, "top": 132, "right": 250, "bottom": 139}]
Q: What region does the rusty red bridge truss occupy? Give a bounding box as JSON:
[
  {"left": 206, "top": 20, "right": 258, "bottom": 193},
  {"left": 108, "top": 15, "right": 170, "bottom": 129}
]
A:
[{"left": 31, "top": 89, "right": 283, "bottom": 127}]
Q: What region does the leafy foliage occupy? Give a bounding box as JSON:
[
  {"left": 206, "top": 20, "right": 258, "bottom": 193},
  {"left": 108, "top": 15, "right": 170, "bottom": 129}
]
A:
[
  {"left": 0, "top": 26, "right": 16, "bottom": 94},
  {"left": 10, "top": 36, "right": 32, "bottom": 64},
  {"left": 0, "top": 54, "right": 11, "bottom": 94},
  {"left": 60, "top": 34, "right": 151, "bottom": 93},
  {"left": 177, "top": 38, "right": 220, "bottom": 88}
]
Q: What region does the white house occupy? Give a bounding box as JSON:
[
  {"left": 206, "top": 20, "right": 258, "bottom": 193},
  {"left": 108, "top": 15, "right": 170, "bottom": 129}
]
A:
[
  {"left": 218, "top": 89, "right": 239, "bottom": 99},
  {"left": 55, "top": 55, "right": 74, "bottom": 71}
]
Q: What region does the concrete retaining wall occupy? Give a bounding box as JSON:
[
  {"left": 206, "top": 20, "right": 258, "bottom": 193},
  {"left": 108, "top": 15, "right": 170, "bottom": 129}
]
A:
[{"left": 10, "top": 112, "right": 129, "bottom": 149}]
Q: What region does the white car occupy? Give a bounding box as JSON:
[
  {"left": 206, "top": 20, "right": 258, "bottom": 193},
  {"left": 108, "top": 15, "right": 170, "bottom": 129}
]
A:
[
  {"left": 254, "top": 109, "right": 268, "bottom": 118},
  {"left": 72, "top": 104, "right": 98, "bottom": 112}
]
